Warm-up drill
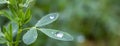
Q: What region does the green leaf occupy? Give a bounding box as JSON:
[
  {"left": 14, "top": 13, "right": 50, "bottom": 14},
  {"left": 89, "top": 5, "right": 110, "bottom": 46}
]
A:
[
  {"left": 23, "top": 28, "right": 38, "bottom": 45},
  {"left": 35, "top": 13, "right": 59, "bottom": 27},
  {"left": 8, "top": 5, "right": 18, "bottom": 17},
  {"left": 38, "top": 28, "right": 73, "bottom": 41},
  {"left": 0, "top": 28, "right": 7, "bottom": 44},
  {"left": 2, "top": 26, "right": 10, "bottom": 41},
  {"left": 23, "top": 0, "right": 33, "bottom": 7},
  {"left": 25, "top": 8, "right": 31, "bottom": 19},
  {"left": 18, "top": 9, "right": 24, "bottom": 19},
  {"left": 10, "top": 22, "right": 18, "bottom": 37},
  {"left": 5, "top": 22, "right": 18, "bottom": 37},
  {"left": 0, "top": 30, "right": 4, "bottom": 37},
  {"left": 8, "top": 24, "right": 12, "bottom": 35},
  {"left": 24, "top": 8, "right": 32, "bottom": 24},
  {"left": 8, "top": 24, "right": 13, "bottom": 41},
  {"left": 3, "top": 11, "right": 15, "bottom": 22}
]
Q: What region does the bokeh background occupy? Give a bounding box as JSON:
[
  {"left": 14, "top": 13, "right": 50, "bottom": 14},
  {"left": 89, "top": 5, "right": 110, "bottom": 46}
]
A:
[{"left": 1, "top": 0, "right": 120, "bottom": 46}]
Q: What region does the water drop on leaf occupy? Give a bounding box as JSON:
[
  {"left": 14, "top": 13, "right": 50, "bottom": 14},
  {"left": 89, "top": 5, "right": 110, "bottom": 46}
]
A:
[
  {"left": 49, "top": 15, "right": 55, "bottom": 19},
  {"left": 55, "top": 32, "right": 64, "bottom": 38},
  {"left": 35, "top": 13, "right": 59, "bottom": 27},
  {"left": 39, "top": 28, "right": 73, "bottom": 41}
]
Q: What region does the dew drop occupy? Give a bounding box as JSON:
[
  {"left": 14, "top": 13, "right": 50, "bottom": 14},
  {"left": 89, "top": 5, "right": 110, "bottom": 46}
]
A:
[
  {"left": 49, "top": 16, "right": 55, "bottom": 19},
  {"left": 55, "top": 32, "right": 64, "bottom": 38}
]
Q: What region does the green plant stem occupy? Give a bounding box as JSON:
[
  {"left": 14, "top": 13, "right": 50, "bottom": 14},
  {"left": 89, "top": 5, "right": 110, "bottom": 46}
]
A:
[
  {"left": 10, "top": 28, "right": 13, "bottom": 46},
  {"left": 23, "top": 27, "right": 32, "bottom": 31},
  {"left": 15, "top": 23, "right": 22, "bottom": 46}
]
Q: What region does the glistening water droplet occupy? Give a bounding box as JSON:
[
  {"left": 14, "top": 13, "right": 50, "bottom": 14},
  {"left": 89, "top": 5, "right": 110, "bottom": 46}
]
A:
[
  {"left": 55, "top": 32, "right": 64, "bottom": 38},
  {"left": 49, "top": 16, "right": 55, "bottom": 19}
]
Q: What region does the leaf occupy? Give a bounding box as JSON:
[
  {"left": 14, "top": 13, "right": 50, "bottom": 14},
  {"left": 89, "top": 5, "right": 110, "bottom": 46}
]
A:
[
  {"left": 11, "top": 22, "right": 18, "bottom": 37},
  {"left": 38, "top": 28, "right": 73, "bottom": 41},
  {"left": 8, "top": 5, "right": 17, "bottom": 17},
  {"left": 8, "top": 23, "right": 13, "bottom": 41},
  {"left": 2, "top": 26, "right": 10, "bottom": 41},
  {"left": 18, "top": 9, "right": 24, "bottom": 19},
  {"left": 8, "top": 24, "right": 12, "bottom": 35},
  {"left": 22, "top": 28, "right": 38, "bottom": 45},
  {"left": 35, "top": 13, "right": 59, "bottom": 27},
  {"left": 3, "top": 11, "right": 15, "bottom": 22},
  {"left": 0, "top": 30, "right": 4, "bottom": 37},
  {"left": 24, "top": 8, "right": 32, "bottom": 24},
  {"left": 0, "top": 28, "right": 7, "bottom": 44},
  {"left": 5, "top": 22, "right": 18, "bottom": 37},
  {"left": 25, "top": 8, "right": 31, "bottom": 17},
  {"left": 23, "top": 0, "right": 33, "bottom": 7}
]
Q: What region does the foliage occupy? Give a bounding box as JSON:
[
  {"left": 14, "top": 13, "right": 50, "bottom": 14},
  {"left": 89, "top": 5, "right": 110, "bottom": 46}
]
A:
[
  {"left": 0, "top": 0, "right": 73, "bottom": 46},
  {"left": 0, "top": 0, "right": 120, "bottom": 46}
]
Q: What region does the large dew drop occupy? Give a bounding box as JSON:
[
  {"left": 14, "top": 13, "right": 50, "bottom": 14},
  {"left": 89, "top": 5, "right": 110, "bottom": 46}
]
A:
[
  {"left": 55, "top": 32, "right": 64, "bottom": 38},
  {"left": 49, "top": 16, "right": 55, "bottom": 19}
]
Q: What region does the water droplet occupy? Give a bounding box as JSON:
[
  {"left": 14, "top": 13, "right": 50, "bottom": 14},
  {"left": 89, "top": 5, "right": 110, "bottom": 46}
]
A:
[
  {"left": 55, "top": 32, "right": 64, "bottom": 38},
  {"left": 49, "top": 16, "right": 55, "bottom": 19}
]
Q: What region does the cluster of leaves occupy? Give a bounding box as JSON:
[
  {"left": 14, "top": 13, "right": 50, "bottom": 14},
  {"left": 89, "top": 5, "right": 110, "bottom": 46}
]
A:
[
  {"left": 0, "top": 0, "right": 73, "bottom": 46},
  {"left": 23, "top": 13, "right": 73, "bottom": 45}
]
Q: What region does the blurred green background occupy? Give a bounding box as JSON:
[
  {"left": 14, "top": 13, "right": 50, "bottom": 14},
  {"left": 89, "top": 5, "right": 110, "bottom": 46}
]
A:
[{"left": 1, "top": 0, "right": 120, "bottom": 46}]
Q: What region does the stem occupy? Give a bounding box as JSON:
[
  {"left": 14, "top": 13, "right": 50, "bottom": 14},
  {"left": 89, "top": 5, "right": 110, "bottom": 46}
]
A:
[
  {"left": 23, "top": 27, "right": 31, "bottom": 31},
  {"left": 15, "top": 23, "right": 22, "bottom": 46}
]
